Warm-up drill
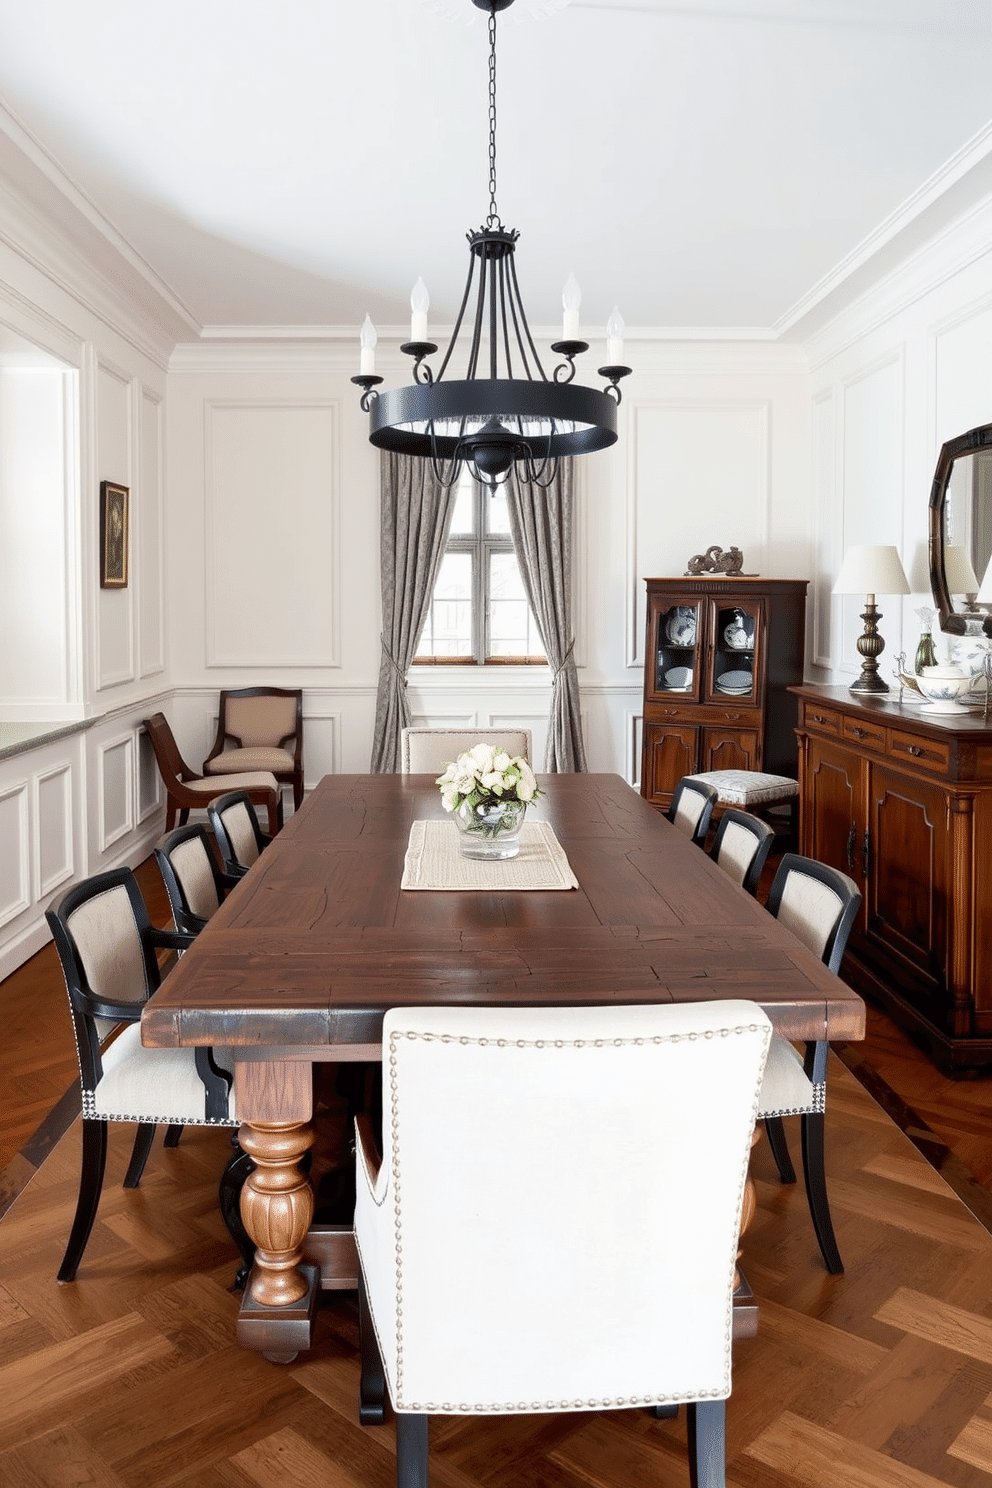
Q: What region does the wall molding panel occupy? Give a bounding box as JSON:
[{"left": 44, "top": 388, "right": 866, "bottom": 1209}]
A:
[
  {"left": 33, "top": 761, "right": 74, "bottom": 900},
  {"left": 96, "top": 730, "right": 134, "bottom": 853},
  {"left": 0, "top": 778, "right": 30, "bottom": 932},
  {"left": 203, "top": 400, "right": 341, "bottom": 669}
]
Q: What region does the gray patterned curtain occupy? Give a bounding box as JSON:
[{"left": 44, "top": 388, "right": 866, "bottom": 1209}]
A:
[
  {"left": 370, "top": 453, "right": 454, "bottom": 772},
  {"left": 505, "top": 460, "right": 587, "bottom": 772}
]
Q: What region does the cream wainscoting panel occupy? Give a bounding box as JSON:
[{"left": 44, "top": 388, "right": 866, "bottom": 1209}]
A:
[
  {"left": 139, "top": 387, "right": 165, "bottom": 678},
  {"left": 834, "top": 351, "right": 905, "bottom": 680},
  {"left": 627, "top": 402, "right": 771, "bottom": 672},
  {"left": 0, "top": 779, "right": 30, "bottom": 931},
  {"left": 137, "top": 724, "right": 163, "bottom": 824},
  {"left": 33, "top": 762, "right": 74, "bottom": 900},
  {"left": 204, "top": 401, "right": 340, "bottom": 668},
  {"left": 95, "top": 358, "right": 135, "bottom": 690},
  {"left": 97, "top": 731, "right": 134, "bottom": 852},
  {"left": 811, "top": 388, "right": 836, "bottom": 670}
]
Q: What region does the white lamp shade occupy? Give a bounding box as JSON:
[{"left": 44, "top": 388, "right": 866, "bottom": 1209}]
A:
[
  {"left": 943, "top": 545, "right": 980, "bottom": 594},
  {"left": 977, "top": 555, "right": 992, "bottom": 603},
  {"left": 832, "top": 544, "right": 911, "bottom": 597}
]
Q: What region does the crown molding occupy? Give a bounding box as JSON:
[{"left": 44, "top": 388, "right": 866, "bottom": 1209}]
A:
[{"left": 0, "top": 103, "right": 199, "bottom": 362}]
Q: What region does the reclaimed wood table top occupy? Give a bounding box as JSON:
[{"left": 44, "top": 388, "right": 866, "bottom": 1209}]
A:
[{"left": 142, "top": 772, "right": 865, "bottom": 1051}]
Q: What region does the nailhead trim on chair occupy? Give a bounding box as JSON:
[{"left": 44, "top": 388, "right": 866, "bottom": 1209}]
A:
[
  {"left": 384, "top": 1020, "right": 766, "bottom": 1412},
  {"left": 80, "top": 1092, "right": 238, "bottom": 1126},
  {"left": 759, "top": 1083, "right": 826, "bottom": 1118}
]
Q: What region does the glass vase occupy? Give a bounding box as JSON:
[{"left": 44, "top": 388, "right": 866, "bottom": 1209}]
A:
[
  {"left": 914, "top": 630, "right": 937, "bottom": 675},
  {"left": 453, "top": 797, "right": 527, "bottom": 859}
]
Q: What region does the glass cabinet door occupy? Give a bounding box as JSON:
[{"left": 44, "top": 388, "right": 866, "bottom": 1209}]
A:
[
  {"left": 653, "top": 600, "right": 701, "bottom": 697},
  {"left": 708, "top": 600, "right": 760, "bottom": 702}
]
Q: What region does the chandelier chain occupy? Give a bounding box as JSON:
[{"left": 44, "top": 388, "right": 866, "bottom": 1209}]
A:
[{"left": 487, "top": 4, "right": 499, "bottom": 227}]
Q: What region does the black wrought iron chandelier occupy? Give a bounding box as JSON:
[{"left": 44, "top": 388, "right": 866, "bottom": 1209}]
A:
[{"left": 352, "top": 0, "right": 631, "bottom": 490}]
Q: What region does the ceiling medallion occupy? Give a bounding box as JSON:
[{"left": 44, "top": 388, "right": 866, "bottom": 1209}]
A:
[{"left": 352, "top": 0, "right": 630, "bottom": 490}]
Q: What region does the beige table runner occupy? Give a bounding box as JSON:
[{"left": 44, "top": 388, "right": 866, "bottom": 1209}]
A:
[{"left": 401, "top": 819, "right": 579, "bottom": 891}]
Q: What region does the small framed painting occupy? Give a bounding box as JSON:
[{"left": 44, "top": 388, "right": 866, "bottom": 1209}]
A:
[{"left": 100, "top": 481, "right": 129, "bottom": 588}]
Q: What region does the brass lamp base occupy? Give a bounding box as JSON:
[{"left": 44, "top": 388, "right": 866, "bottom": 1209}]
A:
[{"left": 849, "top": 601, "right": 890, "bottom": 694}]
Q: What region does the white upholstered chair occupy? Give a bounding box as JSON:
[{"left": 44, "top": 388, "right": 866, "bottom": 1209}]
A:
[
  {"left": 666, "top": 775, "right": 719, "bottom": 847},
  {"left": 155, "top": 823, "right": 240, "bottom": 935},
  {"left": 708, "top": 808, "right": 776, "bottom": 897},
  {"left": 400, "top": 726, "right": 532, "bottom": 775},
  {"left": 355, "top": 1000, "right": 771, "bottom": 1488},
  {"left": 203, "top": 687, "right": 304, "bottom": 809},
  {"left": 757, "top": 854, "right": 861, "bottom": 1273},
  {"left": 46, "top": 868, "right": 243, "bottom": 1283},
  {"left": 207, "top": 791, "right": 274, "bottom": 878}
]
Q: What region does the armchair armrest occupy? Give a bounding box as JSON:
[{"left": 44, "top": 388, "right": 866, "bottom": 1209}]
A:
[
  {"left": 148, "top": 927, "right": 197, "bottom": 953},
  {"left": 355, "top": 1113, "right": 383, "bottom": 1195},
  {"left": 195, "top": 1046, "right": 233, "bottom": 1121}
]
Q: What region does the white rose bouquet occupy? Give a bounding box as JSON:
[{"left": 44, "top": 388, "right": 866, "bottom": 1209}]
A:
[{"left": 436, "top": 742, "right": 542, "bottom": 838}]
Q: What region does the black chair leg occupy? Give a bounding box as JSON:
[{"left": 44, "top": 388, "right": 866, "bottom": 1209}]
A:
[
  {"left": 801, "top": 1111, "right": 843, "bottom": 1274},
  {"left": 764, "top": 1115, "right": 797, "bottom": 1184},
  {"left": 687, "top": 1399, "right": 725, "bottom": 1488},
  {"left": 396, "top": 1413, "right": 429, "bottom": 1488},
  {"left": 163, "top": 1124, "right": 183, "bottom": 1148},
  {"left": 123, "top": 1122, "right": 157, "bottom": 1188},
  {"left": 358, "top": 1270, "right": 386, "bottom": 1425},
  {"left": 58, "top": 1118, "right": 108, "bottom": 1282},
  {"left": 219, "top": 1145, "right": 256, "bottom": 1290}
]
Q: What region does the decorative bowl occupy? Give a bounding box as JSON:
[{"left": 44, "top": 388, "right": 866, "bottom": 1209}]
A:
[{"left": 917, "top": 664, "right": 974, "bottom": 713}]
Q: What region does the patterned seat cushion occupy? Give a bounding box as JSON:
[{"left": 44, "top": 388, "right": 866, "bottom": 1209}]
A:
[{"left": 685, "top": 770, "right": 798, "bottom": 807}]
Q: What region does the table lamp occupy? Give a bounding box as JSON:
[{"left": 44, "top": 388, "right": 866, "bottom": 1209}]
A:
[
  {"left": 943, "top": 545, "right": 980, "bottom": 606},
  {"left": 832, "top": 544, "right": 910, "bottom": 694}
]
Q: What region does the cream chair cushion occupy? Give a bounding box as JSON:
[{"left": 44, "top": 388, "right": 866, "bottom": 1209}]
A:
[
  {"left": 167, "top": 834, "right": 221, "bottom": 920},
  {"left": 183, "top": 770, "right": 279, "bottom": 798},
  {"left": 205, "top": 746, "right": 295, "bottom": 774},
  {"left": 400, "top": 727, "right": 532, "bottom": 775},
  {"left": 224, "top": 694, "right": 298, "bottom": 747},
  {"left": 355, "top": 999, "right": 770, "bottom": 1414}
]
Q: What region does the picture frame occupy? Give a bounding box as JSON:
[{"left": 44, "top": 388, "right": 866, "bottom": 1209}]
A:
[{"left": 100, "top": 481, "right": 129, "bottom": 588}]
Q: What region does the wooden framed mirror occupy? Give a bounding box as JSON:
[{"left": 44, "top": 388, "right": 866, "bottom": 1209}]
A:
[{"left": 928, "top": 421, "right": 992, "bottom": 637}]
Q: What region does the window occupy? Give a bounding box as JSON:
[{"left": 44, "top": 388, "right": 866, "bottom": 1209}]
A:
[{"left": 415, "top": 472, "right": 545, "bottom": 664}]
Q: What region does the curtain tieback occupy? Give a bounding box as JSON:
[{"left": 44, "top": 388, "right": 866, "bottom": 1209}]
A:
[
  {"left": 552, "top": 640, "right": 575, "bottom": 686},
  {"left": 380, "top": 637, "right": 406, "bottom": 685}
]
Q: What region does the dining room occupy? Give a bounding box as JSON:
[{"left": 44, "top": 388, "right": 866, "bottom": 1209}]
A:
[{"left": 3, "top": 2, "right": 992, "bottom": 1484}]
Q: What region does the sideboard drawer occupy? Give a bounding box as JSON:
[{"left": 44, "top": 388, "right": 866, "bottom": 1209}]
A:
[
  {"left": 842, "top": 716, "right": 886, "bottom": 751},
  {"left": 888, "top": 729, "right": 952, "bottom": 774},
  {"left": 802, "top": 703, "right": 841, "bottom": 735}
]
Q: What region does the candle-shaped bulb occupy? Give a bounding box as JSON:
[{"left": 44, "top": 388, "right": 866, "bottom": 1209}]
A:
[
  {"left": 359, "top": 314, "right": 377, "bottom": 376},
  {"left": 606, "top": 306, "right": 625, "bottom": 366},
  {"left": 562, "top": 273, "right": 581, "bottom": 341},
  {"left": 410, "top": 278, "right": 429, "bottom": 343}
]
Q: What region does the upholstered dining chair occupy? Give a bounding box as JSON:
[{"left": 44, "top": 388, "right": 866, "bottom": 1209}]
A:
[
  {"left": 155, "top": 824, "right": 241, "bottom": 936},
  {"left": 143, "top": 712, "right": 282, "bottom": 835},
  {"left": 757, "top": 854, "right": 861, "bottom": 1274},
  {"left": 45, "top": 868, "right": 248, "bottom": 1284},
  {"left": 666, "top": 775, "right": 719, "bottom": 847},
  {"left": 708, "top": 808, "right": 776, "bottom": 897},
  {"left": 355, "top": 1000, "right": 771, "bottom": 1488},
  {"left": 203, "top": 686, "right": 304, "bottom": 809},
  {"left": 207, "top": 790, "right": 273, "bottom": 878},
  {"left": 400, "top": 726, "right": 532, "bottom": 775}
]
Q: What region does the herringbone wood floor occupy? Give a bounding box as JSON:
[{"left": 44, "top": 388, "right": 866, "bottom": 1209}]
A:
[{"left": 2, "top": 856, "right": 992, "bottom": 1486}]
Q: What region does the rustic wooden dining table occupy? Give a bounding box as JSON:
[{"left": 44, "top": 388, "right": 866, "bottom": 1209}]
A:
[{"left": 142, "top": 772, "right": 865, "bottom": 1360}]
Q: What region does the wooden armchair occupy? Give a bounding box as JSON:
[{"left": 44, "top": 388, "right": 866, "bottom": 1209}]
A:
[
  {"left": 203, "top": 687, "right": 304, "bottom": 809},
  {"left": 143, "top": 712, "right": 282, "bottom": 835}
]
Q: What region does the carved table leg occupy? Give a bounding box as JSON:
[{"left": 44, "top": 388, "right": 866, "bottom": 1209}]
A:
[
  {"left": 238, "top": 1119, "right": 315, "bottom": 1307},
  {"left": 233, "top": 1060, "right": 319, "bottom": 1361},
  {"left": 735, "top": 1127, "right": 761, "bottom": 1289}
]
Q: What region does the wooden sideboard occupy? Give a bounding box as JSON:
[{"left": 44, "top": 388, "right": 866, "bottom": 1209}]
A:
[
  {"left": 640, "top": 577, "right": 808, "bottom": 812},
  {"left": 793, "top": 683, "right": 992, "bottom": 1072}
]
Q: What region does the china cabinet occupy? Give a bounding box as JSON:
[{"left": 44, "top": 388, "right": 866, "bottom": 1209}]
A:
[
  {"left": 794, "top": 684, "right": 992, "bottom": 1071},
  {"left": 640, "top": 577, "right": 808, "bottom": 810}
]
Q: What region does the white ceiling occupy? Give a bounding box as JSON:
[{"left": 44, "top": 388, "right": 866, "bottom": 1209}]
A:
[{"left": 0, "top": 0, "right": 991, "bottom": 342}]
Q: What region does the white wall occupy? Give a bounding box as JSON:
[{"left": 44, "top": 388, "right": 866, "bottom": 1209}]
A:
[
  {"left": 806, "top": 196, "right": 992, "bottom": 685},
  {"left": 0, "top": 155, "right": 176, "bottom": 974},
  {"left": 165, "top": 339, "right": 813, "bottom": 789}
]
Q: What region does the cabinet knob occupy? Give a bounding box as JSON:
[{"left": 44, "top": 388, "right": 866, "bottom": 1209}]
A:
[
  {"left": 812, "top": 714, "right": 827, "bottom": 724},
  {"left": 906, "top": 745, "right": 923, "bottom": 757},
  {"left": 852, "top": 727, "right": 866, "bottom": 738}
]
